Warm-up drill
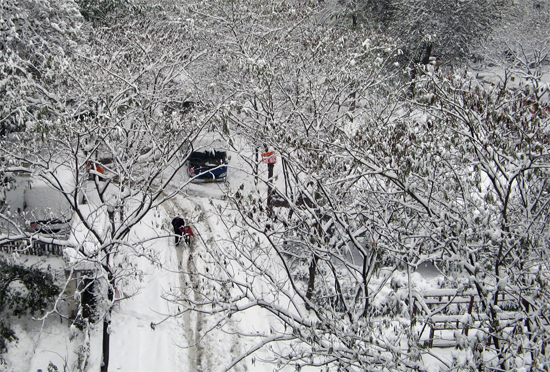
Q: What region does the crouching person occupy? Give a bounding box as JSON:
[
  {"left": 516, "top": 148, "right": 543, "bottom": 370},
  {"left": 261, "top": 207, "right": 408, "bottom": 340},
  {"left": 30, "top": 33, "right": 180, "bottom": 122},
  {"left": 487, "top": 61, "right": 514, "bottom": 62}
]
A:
[
  {"left": 172, "top": 216, "right": 185, "bottom": 245},
  {"left": 182, "top": 225, "right": 194, "bottom": 246}
]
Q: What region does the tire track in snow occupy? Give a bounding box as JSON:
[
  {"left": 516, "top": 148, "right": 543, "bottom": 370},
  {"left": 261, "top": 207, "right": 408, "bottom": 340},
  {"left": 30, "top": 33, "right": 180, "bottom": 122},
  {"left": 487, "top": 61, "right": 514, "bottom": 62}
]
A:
[
  {"left": 161, "top": 196, "right": 209, "bottom": 371},
  {"left": 162, "top": 189, "right": 246, "bottom": 372},
  {"left": 186, "top": 196, "right": 247, "bottom": 372}
]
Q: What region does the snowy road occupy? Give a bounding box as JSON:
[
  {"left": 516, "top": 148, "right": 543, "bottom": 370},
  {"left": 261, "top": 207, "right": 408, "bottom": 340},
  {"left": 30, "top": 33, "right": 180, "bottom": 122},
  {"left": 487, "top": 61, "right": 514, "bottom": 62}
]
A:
[
  {"left": 108, "top": 207, "right": 187, "bottom": 372},
  {"left": 161, "top": 197, "right": 203, "bottom": 372},
  {"left": 94, "top": 150, "right": 286, "bottom": 372},
  {"left": 160, "top": 192, "right": 246, "bottom": 372}
]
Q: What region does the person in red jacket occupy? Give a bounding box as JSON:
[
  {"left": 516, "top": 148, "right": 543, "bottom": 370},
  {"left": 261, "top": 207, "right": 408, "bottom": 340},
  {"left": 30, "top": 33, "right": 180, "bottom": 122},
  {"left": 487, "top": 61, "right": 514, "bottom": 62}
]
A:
[
  {"left": 182, "top": 225, "right": 194, "bottom": 246},
  {"left": 171, "top": 216, "right": 194, "bottom": 246}
]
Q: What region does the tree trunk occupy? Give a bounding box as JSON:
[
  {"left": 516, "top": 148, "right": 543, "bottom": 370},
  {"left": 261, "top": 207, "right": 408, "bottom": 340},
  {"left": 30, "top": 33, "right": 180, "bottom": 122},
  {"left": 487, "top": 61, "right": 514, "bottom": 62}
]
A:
[
  {"left": 305, "top": 255, "right": 318, "bottom": 310},
  {"left": 254, "top": 147, "right": 259, "bottom": 186},
  {"left": 101, "top": 264, "right": 114, "bottom": 372},
  {"left": 101, "top": 317, "right": 110, "bottom": 372},
  {"left": 362, "top": 255, "right": 369, "bottom": 317}
]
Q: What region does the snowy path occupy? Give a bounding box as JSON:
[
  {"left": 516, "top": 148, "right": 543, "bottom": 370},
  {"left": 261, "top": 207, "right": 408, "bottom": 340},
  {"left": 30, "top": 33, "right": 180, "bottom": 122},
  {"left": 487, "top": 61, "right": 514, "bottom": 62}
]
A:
[
  {"left": 161, "top": 191, "right": 250, "bottom": 372},
  {"left": 161, "top": 197, "right": 203, "bottom": 372},
  {"left": 108, "top": 209, "right": 187, "bottom": 371}
]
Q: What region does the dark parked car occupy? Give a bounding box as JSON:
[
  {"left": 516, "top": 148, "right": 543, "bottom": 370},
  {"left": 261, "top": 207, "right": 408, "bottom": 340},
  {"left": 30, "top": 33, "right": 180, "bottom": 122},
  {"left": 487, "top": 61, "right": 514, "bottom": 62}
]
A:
[
  {"left": 28, "top": 218, "right": 71, "bottom": 234},
  {"left": 188, "top": 150, "right": 229, "bottom": 182}
]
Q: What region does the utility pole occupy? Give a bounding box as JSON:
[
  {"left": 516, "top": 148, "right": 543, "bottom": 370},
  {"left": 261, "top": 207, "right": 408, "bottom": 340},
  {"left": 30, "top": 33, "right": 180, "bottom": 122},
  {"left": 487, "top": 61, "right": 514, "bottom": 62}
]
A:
[
  {"left": 267, "top": 160, "right": 274, "bottom": 211},
  {"left": 261, "top": 150, "right": 276, "bottom": 215}
]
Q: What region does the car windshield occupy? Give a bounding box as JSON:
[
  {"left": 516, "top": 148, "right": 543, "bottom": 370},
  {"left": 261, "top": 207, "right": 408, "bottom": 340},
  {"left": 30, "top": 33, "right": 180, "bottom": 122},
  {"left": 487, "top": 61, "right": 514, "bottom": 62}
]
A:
[{"left": 189, "top": 151, "right": 227, "bottom": 168}]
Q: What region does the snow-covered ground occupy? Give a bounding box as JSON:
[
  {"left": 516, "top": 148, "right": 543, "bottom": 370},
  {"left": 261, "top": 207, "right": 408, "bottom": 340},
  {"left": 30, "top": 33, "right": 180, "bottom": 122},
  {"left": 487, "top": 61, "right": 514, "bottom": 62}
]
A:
[
  {"left": 3, "top": 147, "right": 461, "bottom": 372},
  {"left": 108, "top": 212, "right": 186, "bottom": 372},
  {"left": 3, "top": 148, "right": 300, "bottom": 371}
]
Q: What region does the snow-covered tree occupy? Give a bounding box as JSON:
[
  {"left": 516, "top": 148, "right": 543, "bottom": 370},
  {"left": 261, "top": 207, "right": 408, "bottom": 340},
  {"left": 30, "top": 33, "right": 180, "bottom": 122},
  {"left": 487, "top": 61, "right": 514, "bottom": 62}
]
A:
[
  {"left": 391, "top": 0, "right": 500, "bottom": 63},
  {"left": 405, "top": 67, "right": 550, "bottom": 369},
  {"left": 0, "top": 257, "right": 60, "bottom": 364},
  {"left": 165, "top": 1, "right": 430, "bottom": 370},
  {"left": 478, "top": 0, "right": 550, "bottom": 95},
  {"left": 2, "top": 0, "right": 548, "bottom": 370},
  {"left": 75, "top": 0, "right": 144, "bottom": 25},
  {"left": 163, "top": 2, "right": 550, "bottom": 369},
  {"left": 0, "top": 0, "right": 85, "bottom": 135},
  {"left": 0, "top": 7, "right": 215, "bottom": 370},
  {"left": 334, "top": 0, "right": 501, "bottom": 64}
]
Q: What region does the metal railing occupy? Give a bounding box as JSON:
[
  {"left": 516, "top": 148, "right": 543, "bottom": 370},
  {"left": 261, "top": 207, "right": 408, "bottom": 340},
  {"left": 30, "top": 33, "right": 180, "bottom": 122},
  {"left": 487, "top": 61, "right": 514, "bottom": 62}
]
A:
[{"left": 0, "top": 239, "right": 65, "bottom": 256}]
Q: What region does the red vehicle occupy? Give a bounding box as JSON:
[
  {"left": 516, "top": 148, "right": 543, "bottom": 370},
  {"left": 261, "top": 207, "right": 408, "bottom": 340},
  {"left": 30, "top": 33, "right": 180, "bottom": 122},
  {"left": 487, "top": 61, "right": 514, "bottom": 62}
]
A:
[{"left": 28, "top": 218, "right": 71, "bottom": 234}]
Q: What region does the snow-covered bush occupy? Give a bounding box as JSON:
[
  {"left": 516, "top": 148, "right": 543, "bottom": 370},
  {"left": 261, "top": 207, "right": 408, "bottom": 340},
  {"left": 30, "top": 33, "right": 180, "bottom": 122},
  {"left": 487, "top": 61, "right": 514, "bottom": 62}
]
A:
[{"left": 0, "top": 257, "right": 60, "bottom": 363}]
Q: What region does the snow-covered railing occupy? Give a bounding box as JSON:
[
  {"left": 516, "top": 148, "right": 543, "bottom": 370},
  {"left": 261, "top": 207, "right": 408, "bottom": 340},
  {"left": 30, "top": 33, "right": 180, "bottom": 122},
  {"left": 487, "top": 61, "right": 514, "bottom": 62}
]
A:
[
  {"left": 0, "top": 239, "right": 66, "bottom": 256},
  {"left": 412, "top": 288, "right": 518, "bottom": 347}
]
